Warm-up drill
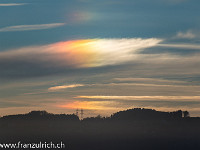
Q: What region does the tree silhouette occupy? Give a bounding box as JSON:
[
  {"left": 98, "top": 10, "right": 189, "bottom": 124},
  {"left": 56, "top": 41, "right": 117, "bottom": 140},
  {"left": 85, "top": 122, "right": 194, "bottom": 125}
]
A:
[{"left": 183, "top": 111, "right": 190, "bottom": 117}]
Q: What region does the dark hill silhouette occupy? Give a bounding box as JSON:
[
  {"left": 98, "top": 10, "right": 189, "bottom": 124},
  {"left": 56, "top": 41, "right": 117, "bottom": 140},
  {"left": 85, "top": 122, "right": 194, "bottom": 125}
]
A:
[
  {"left": 0, "top": 108, "right": 189, "bottom": 121},
  {"left": 1, "top": 110, "right": 79, "bottom": 121},
  {"left": 110, "top": 108, "right": 184, "bottom": 121},
  {"left": 0, "top": 108, "right": 199, "bottom": 150}
]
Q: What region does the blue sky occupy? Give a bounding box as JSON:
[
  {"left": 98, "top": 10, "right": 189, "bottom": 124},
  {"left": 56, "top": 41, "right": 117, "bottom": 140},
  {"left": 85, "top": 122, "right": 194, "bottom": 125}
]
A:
[{"left": 0, "top": 0, "right": 200, "bottom": 117}]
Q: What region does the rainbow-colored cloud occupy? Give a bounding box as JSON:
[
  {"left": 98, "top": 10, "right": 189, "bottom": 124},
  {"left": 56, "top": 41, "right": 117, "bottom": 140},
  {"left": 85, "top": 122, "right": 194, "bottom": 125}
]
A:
[{"left": 0, "top": 38, "right": 162, "bottom": 70}]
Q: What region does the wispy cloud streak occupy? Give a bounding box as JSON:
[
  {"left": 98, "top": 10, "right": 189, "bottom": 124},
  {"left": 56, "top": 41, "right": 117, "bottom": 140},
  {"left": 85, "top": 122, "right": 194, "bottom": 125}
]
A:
[
  {"left": 0, "top": 23, "right": 65, "bottom": 32},
  {"left": 114, "top": 78, "right": 187, "bottom": 84},
  {"left": 158, "top": 43, "right": 200, "bottom": 50},
  {"left": 0, "top": 3, "right": 26, "bottom": 6},
  {"left": 77, "top": 96, "right": 200, "bottom": 101},
  {"left": 48, "top": 84, "right": 84, "bottom": 92}
]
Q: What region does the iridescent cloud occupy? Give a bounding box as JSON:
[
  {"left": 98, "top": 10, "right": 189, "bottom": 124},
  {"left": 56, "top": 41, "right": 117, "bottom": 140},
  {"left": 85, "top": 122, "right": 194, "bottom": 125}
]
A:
[{"left": 0, "top": 38, "right": 162, "bottom": 70}]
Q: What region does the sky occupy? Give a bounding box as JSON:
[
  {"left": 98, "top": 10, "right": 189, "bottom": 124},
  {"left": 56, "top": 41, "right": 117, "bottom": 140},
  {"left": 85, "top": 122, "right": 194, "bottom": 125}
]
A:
[{"left": 1, "top": 0, "right": 200, "bottom": 117}]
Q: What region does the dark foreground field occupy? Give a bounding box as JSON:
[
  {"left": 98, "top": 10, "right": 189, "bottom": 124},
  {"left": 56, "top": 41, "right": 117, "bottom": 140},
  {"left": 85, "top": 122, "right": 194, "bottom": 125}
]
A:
[{"left": 0, "top": 108, "right": 200, "bottom": 150}]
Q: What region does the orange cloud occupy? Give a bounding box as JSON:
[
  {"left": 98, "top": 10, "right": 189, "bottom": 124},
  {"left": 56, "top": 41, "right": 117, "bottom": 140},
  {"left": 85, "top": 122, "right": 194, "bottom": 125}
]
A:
[{"left": 59, "top": 101, "right": 116, "bottom": 110}]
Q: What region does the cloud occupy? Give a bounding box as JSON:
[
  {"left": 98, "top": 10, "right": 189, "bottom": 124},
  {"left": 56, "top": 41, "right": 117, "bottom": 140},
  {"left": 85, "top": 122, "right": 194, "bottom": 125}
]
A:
[
  {"left": 48, "top": 84, "right": 84, "bottom": 92},
  {"left": 114, "top": 78, "right": 187, "bottom": 84},
  {"left": 1, "top": 38, "right": 200, "bottom": 79},
  {"left": 0, "top": 3, "right": 26, "bottom": 6},
  {"left": 175, "top": 30, "right": 196, "bottom": 39},
  {"left": 0, "top": 23, "right": 65, "bottom": 32},
  {"left": 77, "top": 96, "right": 200, "bottom": 101},
  {"left": 0, "top": 38, "right": 161, "bottom": 78},
  {"left": 158, "top": 43, "right": 200, "bottom": 50},
  {"left": 107, "top": 82, "right": 195, "bottom": 88}
]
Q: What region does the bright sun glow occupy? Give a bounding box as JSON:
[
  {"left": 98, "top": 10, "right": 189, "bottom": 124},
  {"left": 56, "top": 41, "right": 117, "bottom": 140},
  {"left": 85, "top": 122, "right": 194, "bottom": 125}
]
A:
[{"left": 59, "top": 101, "right": 117, "bottom": 110}]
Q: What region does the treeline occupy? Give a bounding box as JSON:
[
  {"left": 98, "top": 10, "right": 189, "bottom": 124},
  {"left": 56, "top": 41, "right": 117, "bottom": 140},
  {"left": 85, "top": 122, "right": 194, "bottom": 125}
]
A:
[
  {"left": 0, "top": 108, "right": 190, "bottom": 122},
  {"left": 0, "top": 108, "right": 199, "bottom": 150}
]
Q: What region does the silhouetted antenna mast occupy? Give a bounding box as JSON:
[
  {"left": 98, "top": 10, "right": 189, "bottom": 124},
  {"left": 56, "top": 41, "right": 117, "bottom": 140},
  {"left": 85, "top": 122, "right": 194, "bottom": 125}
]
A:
[
  {"left": 80, "top": 109, "right": 84, "bottom": 119},
  {"left": 76, "top": 109, "right": 79, "bottom": 117}
]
